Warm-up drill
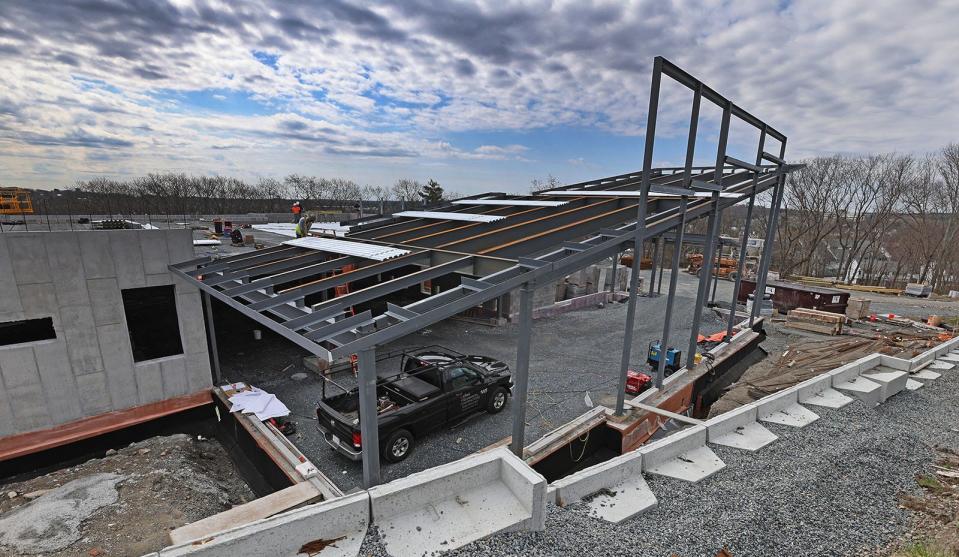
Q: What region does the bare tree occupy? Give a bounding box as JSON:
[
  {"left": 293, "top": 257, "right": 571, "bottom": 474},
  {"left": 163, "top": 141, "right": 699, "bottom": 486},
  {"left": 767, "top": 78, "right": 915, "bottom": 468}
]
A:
[{"left": 530, "top": 173, "right": 561, "bottom": 193}]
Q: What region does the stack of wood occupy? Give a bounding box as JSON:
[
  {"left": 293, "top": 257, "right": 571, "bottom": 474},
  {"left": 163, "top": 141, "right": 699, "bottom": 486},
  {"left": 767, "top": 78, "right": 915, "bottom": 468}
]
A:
[{"left": 785, "top": 308, "right": 844, "bottom": 335}]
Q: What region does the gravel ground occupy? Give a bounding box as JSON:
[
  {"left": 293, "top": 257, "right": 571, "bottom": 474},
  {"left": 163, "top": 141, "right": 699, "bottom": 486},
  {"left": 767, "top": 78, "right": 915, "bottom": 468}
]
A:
[
  {"left": 350, "top": 353, "right": 959, "bottom": 557},
  {"left": 218, "top": 270, "right": 732, "bottom": 491}
]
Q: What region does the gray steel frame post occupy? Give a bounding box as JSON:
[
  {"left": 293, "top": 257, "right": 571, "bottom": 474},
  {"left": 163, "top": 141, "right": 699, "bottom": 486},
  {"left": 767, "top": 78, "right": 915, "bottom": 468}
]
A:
[
  {"left": 686, "top": 102, "right": 731, "bottom": 368},
  {"left": 609, "top": 250, "right": 619, "bottom": 293},
  {"left": 750, "top": 139, "right": 788, "bottom": 325},
  {"left": 202, "top": 292, "right": 222, "bottom": 384},
  {"left": 656, "top": 196, "right": 687, "bottom": 388},
  {"left": 510, "top": 283, "right": 534, "bottom": 457},
  {"left": 357, "top": 347, "right": 381, "bottom": 487},
  {"left": 726, "top": 126, "right": 766, "bottom": 337},
  {"left": 657, "top": 244, "right": 665, "bottom": 295},
  {"left": 710, "top": 251, "right": 719, "bottom": 304},
  {"left": 648, "top": 235, "right": 661, "bottom": 296},
  {"left": 615, "top": 57, "right": 661, "bottom": 416}
]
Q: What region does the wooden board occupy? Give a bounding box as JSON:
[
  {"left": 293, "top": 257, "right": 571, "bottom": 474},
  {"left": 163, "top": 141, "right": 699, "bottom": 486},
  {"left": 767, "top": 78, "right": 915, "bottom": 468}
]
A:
[{"left": 169, "top": 481, "right": 323, "bottom": 545}]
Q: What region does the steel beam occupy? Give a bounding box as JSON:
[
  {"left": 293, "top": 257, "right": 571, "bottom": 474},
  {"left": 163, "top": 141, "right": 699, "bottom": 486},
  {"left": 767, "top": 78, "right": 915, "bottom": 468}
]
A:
[
  {"left": 656, "top": 196, "right": 687, "bottom": 388},
  {"left": 615, "top": 56, "right": 661, "bottom": 416},
  {"left": 510, "top": 283, "right": 534, "bottom": 457},
  {"left": 357, "top": 348, "right": 381, "bottom": 487},
  {"left": 648, "top": 235, "right": 661, "bottom": 296},
  {"left": 727, "top": 125, "right": 766, "bottom": 337},
  {"left": 202, "top": 292, "right": 222, "bottom": 385},
  {"left": 751, "top": 139, "right": 789, "bottom": 325},
  {"left": 686, "top": 100, "right": 731, "bottom": 368},
  {"left": 222, "top": 256, "right": 362, "bottom": 296}
]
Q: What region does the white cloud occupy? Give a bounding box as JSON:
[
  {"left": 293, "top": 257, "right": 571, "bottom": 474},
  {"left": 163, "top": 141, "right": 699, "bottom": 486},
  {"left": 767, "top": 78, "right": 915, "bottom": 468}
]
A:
[{"left": 0, "top": 0, "right": 957, "bottom": 192}]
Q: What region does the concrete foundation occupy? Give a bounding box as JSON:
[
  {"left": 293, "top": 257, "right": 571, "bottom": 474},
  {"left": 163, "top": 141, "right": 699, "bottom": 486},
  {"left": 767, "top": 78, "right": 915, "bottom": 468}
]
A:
[
  {"left": 640, "top": 426, "right": 725, "bottom": 483},
  {"left": 369, "top": 447, "right": 547, "bottom": 557},
  {"left": 705, "top": 404, "right": 778, "bottom": 451},
  {"left": 156, "top": 491, "right": 369, "bottom": 557},
  {"left": 756, "top": 390, "right": 820, "bottom": 428},
  {"left": 861, "top": 369, "right": 909, "bottom": 401},
  {"left": 551, "top": 448, "right": 657, "bottom": 523},
  {"left": 0, "top": 230, "right": 211, "bottom": 443}
]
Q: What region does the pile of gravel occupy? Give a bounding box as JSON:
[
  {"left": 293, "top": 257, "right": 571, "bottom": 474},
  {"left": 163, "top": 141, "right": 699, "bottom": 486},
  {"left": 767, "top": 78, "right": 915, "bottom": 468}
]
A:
[{"left": 360, "top": 361, "right": 959, "bottom": 556}]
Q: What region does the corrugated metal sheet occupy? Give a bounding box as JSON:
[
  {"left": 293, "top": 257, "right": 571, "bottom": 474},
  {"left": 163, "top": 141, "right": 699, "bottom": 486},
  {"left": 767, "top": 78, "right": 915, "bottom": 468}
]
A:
[
  {"left": 283, "top": 237, "right": 410, "bottom": 261},
  {"left": 538, "top": 190, "right": 744, "bottom": 198},
  {"left": 393, "top": 210, "right": 506, "bottom": 223},
  {"left": 451, "top": 199, "right": 569, "bottom": 207}
]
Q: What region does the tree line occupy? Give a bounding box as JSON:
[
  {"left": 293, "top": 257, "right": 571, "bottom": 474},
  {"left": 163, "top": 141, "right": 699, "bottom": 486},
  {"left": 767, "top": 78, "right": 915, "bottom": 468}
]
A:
[
  {"left": 25, "top": 174, "right": 458, "bottom": 217},
  {"left": 750, "top": 144, "right": 959, "bottom": 293}
]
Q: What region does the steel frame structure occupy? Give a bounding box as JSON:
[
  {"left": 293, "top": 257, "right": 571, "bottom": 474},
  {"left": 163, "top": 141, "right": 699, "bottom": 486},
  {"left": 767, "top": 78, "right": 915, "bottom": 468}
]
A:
[{"left": 170, "top": 57, "right": 797, "bottom": 488}]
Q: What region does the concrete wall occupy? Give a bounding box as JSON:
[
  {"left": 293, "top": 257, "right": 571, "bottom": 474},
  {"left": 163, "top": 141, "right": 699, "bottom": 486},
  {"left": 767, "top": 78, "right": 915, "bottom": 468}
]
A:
[{"left": 0, "top": 229, "right": 211, "bottom": 437}]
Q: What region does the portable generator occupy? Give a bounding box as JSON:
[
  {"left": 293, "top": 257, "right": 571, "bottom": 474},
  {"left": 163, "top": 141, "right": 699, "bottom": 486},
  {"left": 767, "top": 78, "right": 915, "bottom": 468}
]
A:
[{"left": 647, "top": 340, "right": 681, "bottom": 373}]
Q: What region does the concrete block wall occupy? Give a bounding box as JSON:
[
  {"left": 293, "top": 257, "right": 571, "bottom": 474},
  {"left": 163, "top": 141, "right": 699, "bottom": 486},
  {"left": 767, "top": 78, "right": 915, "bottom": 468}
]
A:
[{"left": 0, "top": 229, "right": 212, "bottom": 438}]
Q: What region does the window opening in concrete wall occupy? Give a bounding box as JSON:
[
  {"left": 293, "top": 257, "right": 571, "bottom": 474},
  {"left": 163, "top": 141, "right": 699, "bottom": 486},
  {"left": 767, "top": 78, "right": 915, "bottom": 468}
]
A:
[
  {"left": 121, "top": 285, "right": 184, "bottom": 362},
  {"left": 0, "top": 317, "right": 56, "bottom": 346}
]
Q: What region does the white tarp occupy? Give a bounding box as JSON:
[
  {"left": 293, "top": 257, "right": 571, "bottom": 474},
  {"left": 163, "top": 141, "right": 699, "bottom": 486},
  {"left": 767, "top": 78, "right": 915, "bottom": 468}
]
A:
[
  {"left": 393, "top": 210, "right": 505, "bottom": 223},
  {"left": 283, "top": 236, "right": 410, "bottom": 261},
  {"left": 227, "top": 387, "right": 290, "bottom": 421}
]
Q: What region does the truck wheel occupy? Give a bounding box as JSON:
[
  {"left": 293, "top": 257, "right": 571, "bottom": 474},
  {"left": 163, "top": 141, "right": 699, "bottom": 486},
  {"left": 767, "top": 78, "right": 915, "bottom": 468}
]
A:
[
  {"left": 383, "top": 429, "right": 414, "bottom": 463},
  {"left": 487, "top": 387, "right": 508, "bottom": 414},
  {"left": 728, "top": 271, "right": 738, "bottom": 282}
]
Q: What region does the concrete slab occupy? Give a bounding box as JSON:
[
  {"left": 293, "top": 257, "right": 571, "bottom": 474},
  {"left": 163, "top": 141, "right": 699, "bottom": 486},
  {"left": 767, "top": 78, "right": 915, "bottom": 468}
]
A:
[
  {"left": 160, "top": 356, "right": 190, "bottom": 398},
  {"left": 0, "top": 345, "right": 41, "bottom": 389},
  {"left": 160, "top": 491, "right": 369, "bottom": 557},
  {"left": 77, "top": 232, "right": 117, "bottom": 279},
  {"left": 370, "top": 447, "right": 546, "bottom": 557},
  {"left": 938, "top": 353, "right": 959, "bottom": 362},
  {"left": 833, "top": 376, "right": 883, "bottom": 407},
  {"left": 551, "top": 448, "right": 657, "bottom": 523},
  {"left": 640, "top": 426, "right": 726, "bottom": 483},
  {"left": 6, "top": 382, "right": 53, "bottom": 431},
  {"left": 861, "top": 369, "right": 909, "bottom": 401},
  {"left": 110, "top": 232, "right": 147, "bottom": 289},
  {"left": 85, "top": 277, "right": 125, "bottom": 327},
  {"left": 756, "top": 389, "right": 820, "bottom": 428},
  {"left": 139, "top": 231, "right": 172, "bottom": 275},
  {"left": 33, "top": 340, "right": 83, "bottom": 424},
  {"left": 75, "top": 372, "right": 112, "bottom": 415},
  {"left": 96, "top": 323, "right": 138, "bottom": 409},
  {"left": 705, "top": 404, "right": 778, "bottom": 452},
  {"left": 911, "top": 368, "right": 941, "bottom": 381},
  {"left": 60, "top": 305, "right": 105, "bottom": 374},
  {"left": 0, "top": 383, "right": 14, "bottom": 436},
  {"left": 134, "top": 361, "right": 165, "bottom": 405},
  {"left": 18, "top": 282, "right": 60, "bottom": 317},
  {"left": 0, "top": 236, "right": 25, "bottom": 313},
  {"left": 906, "top": 378, "right": 924, "bottom": 391},
  {"left": 44, "top": 233, "right": 90, "bottom": 306},
  {"left": 800, "top": 387, "right": 853, "bottom": 409},
  {"left": 929, "top": 360, "right": 955, "bottom": 371},
  {"left": 7, "top": 234, "right": 51, "bottom": 285}
]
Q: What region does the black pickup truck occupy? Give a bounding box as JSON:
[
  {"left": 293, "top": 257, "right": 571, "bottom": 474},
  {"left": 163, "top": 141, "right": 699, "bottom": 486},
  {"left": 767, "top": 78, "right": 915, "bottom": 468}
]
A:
[{"left": 316, "top": 347, "right": 511, "bottom": 463}]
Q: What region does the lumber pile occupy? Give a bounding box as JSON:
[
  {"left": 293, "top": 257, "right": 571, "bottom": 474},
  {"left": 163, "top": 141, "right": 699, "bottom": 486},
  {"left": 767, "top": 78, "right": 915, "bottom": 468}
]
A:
[{"left": 785, "top": 308, "right": 844, "bottom": 335}]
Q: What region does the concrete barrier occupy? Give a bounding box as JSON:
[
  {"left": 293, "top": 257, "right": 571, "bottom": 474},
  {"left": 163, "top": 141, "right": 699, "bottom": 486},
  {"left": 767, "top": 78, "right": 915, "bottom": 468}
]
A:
[
  {"left": 705, "top": 403, "right": 778, "bottom": 451},
  {"left": 369, "top": 447, "right": 546, "bottom": 557},
  {"left": 795, "top": 373, "right": 853, "bottom": 409},
  {"left": 860, "top": 369, "right": 909, "bottom": 401},
  {"left": 551, "top": 448, "right": 657, "bottom": 523},
  {"left": 157, "top": 491, "right": 369, "bottom": 557},
  {"left": 640, "top": 426, "right": 725, "bottom": 482},
  {"left": 755, "top": 388, "right": 820, "bottom": 427}
]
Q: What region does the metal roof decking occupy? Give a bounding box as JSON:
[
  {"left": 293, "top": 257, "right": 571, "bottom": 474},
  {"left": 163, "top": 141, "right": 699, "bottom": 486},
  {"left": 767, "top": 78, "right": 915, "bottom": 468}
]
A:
[
  {"left": 539, "top": 190, "right": 746, "bottom": 198},
  {"left": 283, "top": 237, "right": 410, "bottom": 261},
  {"left": 393, "top": 211, "right": 507, "bottom": 223},
  {"left": 451, "top": 199, "right": 569, "bottom": 207}
]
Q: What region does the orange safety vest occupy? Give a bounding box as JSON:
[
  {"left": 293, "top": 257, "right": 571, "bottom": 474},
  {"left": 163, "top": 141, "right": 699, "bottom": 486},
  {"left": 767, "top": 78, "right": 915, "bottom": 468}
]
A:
[{"left": 292, "top": 204, "right": 302, "bottom": 215}]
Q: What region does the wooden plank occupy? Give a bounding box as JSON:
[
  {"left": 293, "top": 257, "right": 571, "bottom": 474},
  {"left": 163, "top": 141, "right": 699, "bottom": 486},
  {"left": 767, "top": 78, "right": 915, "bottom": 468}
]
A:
[
  {"left": 624, "top": 400, "right": 704, "bottom": 425},
  {"left": 169, "top": 482, "right": 322, "bottom": 545},
  {"left": 0, "top": 390, "right": 211, "bottom": 462}
]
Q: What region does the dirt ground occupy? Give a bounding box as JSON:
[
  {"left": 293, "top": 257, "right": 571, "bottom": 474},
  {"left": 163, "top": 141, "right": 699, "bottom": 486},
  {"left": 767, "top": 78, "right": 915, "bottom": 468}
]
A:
[
  {"left": 874, "top": 448, "right": 959, "bottom": 557},
  {"left": 0, "top": 434, "right": 254, "bottom": 556}
]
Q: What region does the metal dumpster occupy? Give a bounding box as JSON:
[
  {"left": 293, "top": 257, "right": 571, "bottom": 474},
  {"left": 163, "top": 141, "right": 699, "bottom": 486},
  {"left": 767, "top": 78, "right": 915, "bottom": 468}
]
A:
[{"left": 737, "top": 279, "right": 849, "bottom": 315}]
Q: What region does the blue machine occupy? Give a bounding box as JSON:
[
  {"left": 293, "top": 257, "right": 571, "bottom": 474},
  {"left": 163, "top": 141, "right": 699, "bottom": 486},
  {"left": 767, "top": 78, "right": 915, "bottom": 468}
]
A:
[{"left": 647, "top": 341, "right": 682, "bottom": 373}]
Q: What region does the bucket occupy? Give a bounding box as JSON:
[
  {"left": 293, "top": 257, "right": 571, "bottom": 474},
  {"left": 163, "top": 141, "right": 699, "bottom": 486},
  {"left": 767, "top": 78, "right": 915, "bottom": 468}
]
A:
[{"left": 213, "top": 219, "right": 223, "bottom": 234}]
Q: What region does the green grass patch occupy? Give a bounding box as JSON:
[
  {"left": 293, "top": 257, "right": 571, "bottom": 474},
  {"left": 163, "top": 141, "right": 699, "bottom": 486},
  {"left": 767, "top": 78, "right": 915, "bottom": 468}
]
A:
[
  {"left": 917, "top": 474, "right": 945, "bottom": 491},
  {"left": 897, "top": 541, "right": 954, "bottom": 557}
]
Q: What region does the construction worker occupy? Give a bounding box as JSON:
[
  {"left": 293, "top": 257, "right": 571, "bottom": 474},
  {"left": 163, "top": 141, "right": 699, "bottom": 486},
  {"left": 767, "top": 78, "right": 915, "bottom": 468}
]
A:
[
  {"left": 295, "top": 214, "right": 315, "bottom": 238},
  {"left": 291, "top": 201, "right": 302, "bottom": 223}
]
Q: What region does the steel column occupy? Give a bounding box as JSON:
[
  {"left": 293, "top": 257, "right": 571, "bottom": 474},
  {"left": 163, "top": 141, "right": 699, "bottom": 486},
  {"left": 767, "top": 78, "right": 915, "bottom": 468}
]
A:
[
  {"left": 656, "top": 196, "right": 687, "bottom": 389},
  {"left": 727, "top": 126, "right": 766, "bottom": 337},
  {"left": 648, "top": 235, "right": 661, "bottom": 296},
  {"left": 657, "top": 241, "right": 666, "bottom": 295},
  {"left": 686, "top": 101, "right": 731, "bottom": 368},
  {"left": 750, "top": 139, "right": 788, "bottom": 325},
  {"left": 609, "top": 250, "right": 619, "bottom": 293},
  {"left": 357, "top": 347, "right": 381, "bottom": 487},
  {"left": 510, "top": 282, "right": 534, "bottom": 457},
  {"left": 202, "top": 292, "right": 222, "bottom": 385},
  {"left": 615, "top": 57, "right": 661, "bottom": 416}
]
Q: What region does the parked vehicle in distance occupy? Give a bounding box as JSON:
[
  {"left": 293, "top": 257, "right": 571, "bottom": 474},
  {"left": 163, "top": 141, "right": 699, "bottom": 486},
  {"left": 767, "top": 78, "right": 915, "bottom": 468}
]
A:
[{"left": 316, "top": 346, "right": 512, "bottom": 463}]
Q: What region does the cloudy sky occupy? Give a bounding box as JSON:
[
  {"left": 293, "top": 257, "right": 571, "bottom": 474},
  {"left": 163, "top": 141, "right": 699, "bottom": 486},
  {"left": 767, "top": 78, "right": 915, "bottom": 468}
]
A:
[{"left": 1, "top": 0, "right": 957, "bottom": 194}]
